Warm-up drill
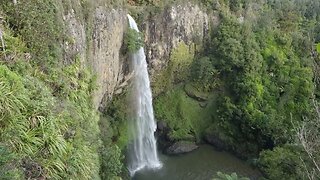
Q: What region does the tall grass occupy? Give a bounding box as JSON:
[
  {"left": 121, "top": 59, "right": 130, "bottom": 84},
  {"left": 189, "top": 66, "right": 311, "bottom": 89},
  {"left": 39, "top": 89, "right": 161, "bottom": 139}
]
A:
[{"left": 0, "top": 26, "right": 101, "bottom": 179}]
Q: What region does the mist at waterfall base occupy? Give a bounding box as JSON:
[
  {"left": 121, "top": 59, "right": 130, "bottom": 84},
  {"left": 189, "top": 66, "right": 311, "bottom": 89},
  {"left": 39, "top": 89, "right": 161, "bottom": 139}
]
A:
[{"left": 126, "top": 14, "right": 162, "bottom": 176}]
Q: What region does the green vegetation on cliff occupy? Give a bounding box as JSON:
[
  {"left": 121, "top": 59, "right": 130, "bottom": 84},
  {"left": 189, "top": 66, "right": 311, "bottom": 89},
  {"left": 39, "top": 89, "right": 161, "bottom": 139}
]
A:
[
  {"left": 0, "top": 1, "right": 123, "bottom": 179},
  {"left": 124, "top": 29, "right": 144, "bottom": 53},
  {"left": 154, "top": 86, "right": 214, "bottom": 141},
  {"left": 152, "top": 42, "right": 195, "bottom": 95},
  {"left": 152, "top": 0, "right": 320, "bottom": 179},
  {"left": 0, "top": 28, "right": 100, "bottom": 179},
  {"left": 1, "top": 0, "right": 320, "bottom": 179}
]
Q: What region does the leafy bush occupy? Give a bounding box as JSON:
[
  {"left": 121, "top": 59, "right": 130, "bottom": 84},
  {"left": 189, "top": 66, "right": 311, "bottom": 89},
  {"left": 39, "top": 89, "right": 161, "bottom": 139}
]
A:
[
  {"left": 154, "top": 86, "right": 214, "bottom": 141},
  {"left": 258, "top": 146, "right": 304, "bottom": 180},
  {"left": 124, "top": 28, "right": 144, "bottom": 53},
  {"left": 100, "top": 145, "right": 123, "bottom": 180},
  {"left": 213, "top": 172, "right": 249, "bottom": 180},
  {"left": 190, "top": 56, "right": 218, "bottom": 92}
]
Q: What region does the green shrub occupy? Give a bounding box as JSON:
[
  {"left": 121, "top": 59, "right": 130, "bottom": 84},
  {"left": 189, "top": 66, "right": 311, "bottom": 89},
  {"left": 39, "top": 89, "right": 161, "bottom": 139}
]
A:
[
  {"left": 154, "top": 86, "right": 215, "bottom": 141},
  {"left": 258, "top": 146, "right": 304, "bottom": 180},
  {"left": 213, "top": 172, "right": 249, "bottom": 180},
  {"left": 100, "top": 145, "right": 123, "bottom": 180},
  {"left": 124, "top": 28, "right": 144, "bottom": 53},
  {"left": 190, "top": 56, "right": 218, "bottom": 92}
]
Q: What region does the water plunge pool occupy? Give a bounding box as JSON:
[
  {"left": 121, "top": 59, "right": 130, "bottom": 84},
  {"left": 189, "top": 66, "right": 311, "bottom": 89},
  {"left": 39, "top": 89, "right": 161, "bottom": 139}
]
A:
[{"left": 132, "top": 145, "right": 261, "bottom": 180}]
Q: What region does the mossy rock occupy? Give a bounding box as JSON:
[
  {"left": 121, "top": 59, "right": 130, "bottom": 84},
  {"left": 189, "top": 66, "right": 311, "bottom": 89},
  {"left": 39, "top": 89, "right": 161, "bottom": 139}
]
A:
[
  {"left": 184, "top": 83, "right": 209, "bottom": 101},
  {"left": 165, "top": 141, "right": 199, "bottom": 155},
  {"left": 204, "top": 125, "right": 232, "bottom": 151},
  {"left": 152, "top": 42, "right": 195, "bottom": 95},
  {"left": 154, "top": 86, "right": 215, "bottom": 142},
  {"left": 168, "top": 129, "right": 197, "bottom": 142}
]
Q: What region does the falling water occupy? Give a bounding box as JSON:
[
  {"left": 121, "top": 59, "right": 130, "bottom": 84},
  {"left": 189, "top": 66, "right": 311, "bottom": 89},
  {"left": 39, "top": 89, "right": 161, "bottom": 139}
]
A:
[{"left": 127, "top": 14, "right": 162, "bottom": 176}]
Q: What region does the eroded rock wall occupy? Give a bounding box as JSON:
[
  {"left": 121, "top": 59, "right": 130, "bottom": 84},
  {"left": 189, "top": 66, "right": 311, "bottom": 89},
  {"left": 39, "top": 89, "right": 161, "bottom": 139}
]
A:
[
  {"left": 61, "top": 2, "right": 127, "bottom": 109},
  {"left": 143, "top": 3, "right": 213, "bottom": 77},
  {"left": 62, "top": 2, "right": 217, "bottom": 110},
  {"left": 89, "top": 8, "right": 127, "bottom": 109}
]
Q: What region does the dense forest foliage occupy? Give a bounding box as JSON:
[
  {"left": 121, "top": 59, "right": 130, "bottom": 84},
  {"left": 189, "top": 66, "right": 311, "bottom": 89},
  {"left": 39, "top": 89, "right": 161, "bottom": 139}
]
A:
[
  {"left": 0, "top": 0, "right": 320, "bottom": 179},
  {"left": 153, "top": 0, "right": 320, "bottom": 179}
]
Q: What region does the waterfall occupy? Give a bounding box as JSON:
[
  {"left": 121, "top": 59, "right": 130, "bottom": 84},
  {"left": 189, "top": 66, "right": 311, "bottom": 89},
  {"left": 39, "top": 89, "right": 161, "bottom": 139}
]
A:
[{"left": 127, "top": 14, "right": 162, "bottom": 176}]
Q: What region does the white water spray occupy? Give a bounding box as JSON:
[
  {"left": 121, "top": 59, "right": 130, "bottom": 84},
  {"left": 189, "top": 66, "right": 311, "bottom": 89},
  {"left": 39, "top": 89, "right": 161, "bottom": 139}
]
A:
[{"left": 127, "top": 14, "right": 162, "bottom": 176}]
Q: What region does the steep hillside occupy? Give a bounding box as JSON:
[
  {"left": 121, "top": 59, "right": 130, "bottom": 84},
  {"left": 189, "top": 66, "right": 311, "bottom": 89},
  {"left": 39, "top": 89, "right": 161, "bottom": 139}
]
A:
[{"left": 1, "top": 0, "right": 320, "bottom": 179}]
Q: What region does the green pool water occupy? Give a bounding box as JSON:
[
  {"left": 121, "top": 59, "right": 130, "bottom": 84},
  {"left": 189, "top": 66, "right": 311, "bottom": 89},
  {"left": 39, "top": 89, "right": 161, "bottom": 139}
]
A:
[{"left": 132, "top": 145, "right": 261, "bottom": 180}]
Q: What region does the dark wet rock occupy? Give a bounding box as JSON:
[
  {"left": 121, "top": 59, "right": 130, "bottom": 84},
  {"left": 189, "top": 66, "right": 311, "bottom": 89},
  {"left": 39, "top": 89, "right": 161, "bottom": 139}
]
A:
[
  {"left": 166, "top": 141, "right": 198, "bottom": 155},
  {"left": 204, "top": 132, "right": 228, "bottom": 151},
  {"left": 204, "top": 131, "right": 250, "bottom": 159},
  {"left": 199, "top": 101, "right": 208, "bottom": 108},
  {"left": 156, "top": 120, "right": 173, "bottom": 150},
  {"left": 157, "top": 121, "right": 168, "bottom": 131}
]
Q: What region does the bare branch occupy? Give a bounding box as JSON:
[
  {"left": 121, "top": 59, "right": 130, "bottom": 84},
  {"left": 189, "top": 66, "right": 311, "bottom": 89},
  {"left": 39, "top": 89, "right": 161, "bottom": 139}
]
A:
[
  {"left": 297, "top": 99, "right": 320, "bottom": 179},
  {"left": 0, "top": 28, "right": 5, "bottom": 52}
]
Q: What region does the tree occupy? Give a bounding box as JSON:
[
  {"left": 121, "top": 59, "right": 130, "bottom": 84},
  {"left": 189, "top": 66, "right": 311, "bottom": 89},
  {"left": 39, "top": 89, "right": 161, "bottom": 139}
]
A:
[{"left": 296, "top": 100, "right": 320, "bottom": 180}]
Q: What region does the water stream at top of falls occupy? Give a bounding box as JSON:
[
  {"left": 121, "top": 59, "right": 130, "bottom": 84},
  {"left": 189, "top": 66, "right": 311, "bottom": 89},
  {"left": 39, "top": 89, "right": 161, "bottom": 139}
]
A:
[{"left": 127, "top": 14, "right": 162, "bottom": 176}]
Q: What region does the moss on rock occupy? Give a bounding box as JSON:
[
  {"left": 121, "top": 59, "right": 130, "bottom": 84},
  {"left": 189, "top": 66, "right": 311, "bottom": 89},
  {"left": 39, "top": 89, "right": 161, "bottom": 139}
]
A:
[
  {"left": 154, "top": 86, "right": 216, "bottom": 142},
  {"left": 152, "top": 42, "right": 195, "bottom": 95}
]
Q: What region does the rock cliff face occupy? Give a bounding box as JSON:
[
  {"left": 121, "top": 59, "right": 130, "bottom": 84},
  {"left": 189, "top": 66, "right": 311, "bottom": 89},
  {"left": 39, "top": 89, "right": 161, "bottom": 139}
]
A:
[
  {"left": 143, "top": 3, "right": 212, "bottom": 77},
  {"left": 89, "top": 8, "right": 127, "bottom": 109},
  {"left": 62, "top": 5, "right": 87, "bottom": 66},
  {"left": 62, "top": 2, "right": 215, "bottom": 110},
  {"left": 61, "top": 3, "right": 128, "bottom": 109}
]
